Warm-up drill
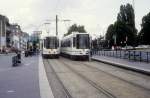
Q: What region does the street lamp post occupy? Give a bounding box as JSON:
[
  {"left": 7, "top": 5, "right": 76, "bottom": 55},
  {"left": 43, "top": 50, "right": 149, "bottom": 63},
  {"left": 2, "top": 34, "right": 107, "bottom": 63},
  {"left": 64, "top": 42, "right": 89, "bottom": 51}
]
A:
[
  {"left": 0, "top": 20, "right": 2, "bottom": 52},
  {"left": 125, "top": 36, "right": 128, "bottom": 50},
  {"left": 132, "top": 0, "right": 135, "bottom": 10},
  {"left": 108, "top": 40, "right": 110, "bottom": 48},
  {"left": 44, "top": 22, "right": 51, "bottom": 36},
  {"left": 46, "top": 15, "right": 71, "bottom": 36},
  {"left": 113, "top": 34, "right": 117, "bottom": 50}
]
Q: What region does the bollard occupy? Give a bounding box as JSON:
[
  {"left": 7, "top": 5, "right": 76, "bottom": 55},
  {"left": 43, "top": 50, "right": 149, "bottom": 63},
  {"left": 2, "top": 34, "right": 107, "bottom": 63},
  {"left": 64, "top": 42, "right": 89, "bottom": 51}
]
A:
[
  {"left": 25, "top": 51, "right": 28, "bottom": 57},
  {"left": 17, "top": 53, "right": 21, "bottom": 63},
  {"left": 12, "top": 56, "right": 18, "bottom": 67}
]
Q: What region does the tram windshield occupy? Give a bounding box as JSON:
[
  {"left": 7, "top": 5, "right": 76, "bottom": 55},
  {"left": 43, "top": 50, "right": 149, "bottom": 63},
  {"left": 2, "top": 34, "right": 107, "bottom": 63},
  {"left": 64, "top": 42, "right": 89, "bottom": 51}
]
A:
[
  {"left": 44, "top": 37, "right": 59, "bottom": 49},
  {"left": 77, "top": 34, "right": 90, "bottom": 49}
]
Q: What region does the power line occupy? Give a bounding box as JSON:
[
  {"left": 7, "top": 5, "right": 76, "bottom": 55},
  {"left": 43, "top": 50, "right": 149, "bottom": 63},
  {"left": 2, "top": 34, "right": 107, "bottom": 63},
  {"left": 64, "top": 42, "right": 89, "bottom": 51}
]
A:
[{"left": 45, "top": 15, "right": 71, "bottom": 36}]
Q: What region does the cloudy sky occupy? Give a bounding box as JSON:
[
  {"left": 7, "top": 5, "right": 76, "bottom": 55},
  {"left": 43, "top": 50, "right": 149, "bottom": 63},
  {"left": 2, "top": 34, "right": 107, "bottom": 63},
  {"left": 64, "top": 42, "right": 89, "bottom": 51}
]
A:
[{"left": 0, "top": 0, "right": 150, "bottom": 38}]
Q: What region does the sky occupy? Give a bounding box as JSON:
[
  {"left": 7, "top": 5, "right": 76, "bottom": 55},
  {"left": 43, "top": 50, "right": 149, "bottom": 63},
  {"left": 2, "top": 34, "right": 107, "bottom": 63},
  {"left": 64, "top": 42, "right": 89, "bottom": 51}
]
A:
[{"left": 0, "top": 0, "right": 150, "bottom": 38}]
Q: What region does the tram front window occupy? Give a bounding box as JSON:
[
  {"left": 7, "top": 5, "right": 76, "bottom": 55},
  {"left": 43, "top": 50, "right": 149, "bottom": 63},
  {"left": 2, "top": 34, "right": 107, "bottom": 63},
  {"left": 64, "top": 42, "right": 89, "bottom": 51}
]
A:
[
  {"left": 77, "top": 34, "right": 90, "bottom": 49},
  {"left": 44, "top": 37, "right": 59, "bottom": 49}
]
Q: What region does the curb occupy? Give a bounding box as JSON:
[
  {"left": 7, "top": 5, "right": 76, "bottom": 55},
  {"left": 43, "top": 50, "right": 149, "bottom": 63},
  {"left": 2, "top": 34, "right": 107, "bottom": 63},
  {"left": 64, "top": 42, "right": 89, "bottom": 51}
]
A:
[
  {"left": 91, "top": 57, "right": 150, "bottom": 75},
  {"left": 0, "top": 53, "right": 16, "bottom": 56},
  {"left": 39, "top": 55, "right": 54, "bottom": 98}
]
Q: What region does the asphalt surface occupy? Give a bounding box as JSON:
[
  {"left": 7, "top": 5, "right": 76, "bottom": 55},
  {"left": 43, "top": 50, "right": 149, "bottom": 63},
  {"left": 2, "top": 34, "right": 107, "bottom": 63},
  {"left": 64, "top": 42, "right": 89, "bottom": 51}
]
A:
[{"left": 0, "top": 54, "right": 40, "bottom": 98}]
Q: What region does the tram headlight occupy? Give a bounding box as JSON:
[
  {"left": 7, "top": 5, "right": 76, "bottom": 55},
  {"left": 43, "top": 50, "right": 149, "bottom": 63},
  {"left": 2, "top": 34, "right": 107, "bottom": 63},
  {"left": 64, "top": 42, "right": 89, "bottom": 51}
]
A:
[{"left": 86, "top": 51, "right": 89, "bottom": 54}]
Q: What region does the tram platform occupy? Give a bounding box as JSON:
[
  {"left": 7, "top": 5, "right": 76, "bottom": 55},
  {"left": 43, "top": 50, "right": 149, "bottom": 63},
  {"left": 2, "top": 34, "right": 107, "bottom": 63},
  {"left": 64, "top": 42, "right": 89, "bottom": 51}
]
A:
[
  {"left": 39, "top": 55, "right": 54, "bottom": 98},
  {"left": 91, "top": 55, "right": 150, "bottom": 75}
]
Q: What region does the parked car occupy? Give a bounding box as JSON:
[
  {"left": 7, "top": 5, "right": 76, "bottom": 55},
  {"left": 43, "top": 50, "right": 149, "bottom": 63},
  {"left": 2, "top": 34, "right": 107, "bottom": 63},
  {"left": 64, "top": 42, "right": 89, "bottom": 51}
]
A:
[
  {"left": 122, "top": 46, "right": 134, "bottom": 50},
  {"left": 136, "top": 45, "right": 150, "bottom": 49}
]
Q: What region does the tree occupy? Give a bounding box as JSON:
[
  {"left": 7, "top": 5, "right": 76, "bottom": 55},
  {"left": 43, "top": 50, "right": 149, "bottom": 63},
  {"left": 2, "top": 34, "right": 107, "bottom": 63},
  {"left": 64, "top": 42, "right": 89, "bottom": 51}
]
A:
[
  {"left": 117, "top": 3, "right": 137, "bottom": 46},
  {"left": 138, "top": 12, "right": 150, "bottom": 45},
  {"left": 64, "top": 24, "right": 86, "bottom": 36},
  {"left": 105, "top": 24, "right": 115, "bottom": 48},
  {"left": 92, "top": 35, "right": 105, "bottom": 49},
  {"left": 113, "top": 21, "right": 129, "bottom": 46},
  {"left": 105, "top": 3, "right": 137, "bottom": 47}
]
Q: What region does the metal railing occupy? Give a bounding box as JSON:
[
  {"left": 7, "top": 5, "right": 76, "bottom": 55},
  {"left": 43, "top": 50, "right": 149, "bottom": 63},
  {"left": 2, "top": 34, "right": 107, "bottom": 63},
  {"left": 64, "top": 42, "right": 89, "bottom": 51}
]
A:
[{"left": 92, "top": 50, "right": 150, "bottom": 63}]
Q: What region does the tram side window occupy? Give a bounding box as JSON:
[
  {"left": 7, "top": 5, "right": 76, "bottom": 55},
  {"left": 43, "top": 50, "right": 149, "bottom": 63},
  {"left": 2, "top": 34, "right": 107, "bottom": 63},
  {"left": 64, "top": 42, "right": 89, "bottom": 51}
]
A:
[
  {"left": 57, "top": 39, "right": 59, "bottom": 47},
  {"left": 77, "top": 35, "right": 79, "bottom": 49},
  {"left": 66, "top": 40, "right": 71, "bottom": 47},
  {"left": 76, "top": 34, "right": 90, "bottom": 49},
  {"left": 61, "top": 41, "right": 63, "bottom": 47},
  {"left": 61, "top": 40, "right": 71, "bottom": 47},
  {"left": 44, "top": 39, "right": 46, "bottom": 48},
  {"left": 73, "top": 37, "right": 76, "bottom": 47}
]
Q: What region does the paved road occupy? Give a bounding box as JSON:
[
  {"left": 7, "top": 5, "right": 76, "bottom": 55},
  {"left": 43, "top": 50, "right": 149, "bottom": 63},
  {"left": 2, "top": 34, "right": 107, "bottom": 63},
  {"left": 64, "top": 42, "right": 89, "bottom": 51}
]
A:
[
  {"left": 44, "top": 57, "right": 150, "bottom": 98},
  {"left": 0, "top": 54, "right": 40, "bottom": 98}
]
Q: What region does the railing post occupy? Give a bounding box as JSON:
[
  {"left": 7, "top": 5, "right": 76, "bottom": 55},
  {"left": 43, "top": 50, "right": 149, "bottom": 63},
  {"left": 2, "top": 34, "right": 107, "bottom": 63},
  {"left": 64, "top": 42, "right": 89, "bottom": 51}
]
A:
[
  {"left": 134, "top": 51, "right": 136, "bottom": 61},
  {"left": 123, "top": 50, "right": 125, "bottom": 59},
  {"left": 139, "top": 51, "right": 142, "bottom": 62},
  {"left": 120, "top": 50, "right": 121, "bottom": 58},
  {"left": 129, "top": 51, "right": 130, "bottom": 60},
  {"left": 116, "top": 50, "right": 117, "bottom": 58},
  {"left": 147, "top": 52, "right": 149, "bottom": 63},
  {"left": 110, "top": 51, "right": 112, "bottom": 56},
  {"left": 113, "top": 51, "right": 114, "bottom": 57}
]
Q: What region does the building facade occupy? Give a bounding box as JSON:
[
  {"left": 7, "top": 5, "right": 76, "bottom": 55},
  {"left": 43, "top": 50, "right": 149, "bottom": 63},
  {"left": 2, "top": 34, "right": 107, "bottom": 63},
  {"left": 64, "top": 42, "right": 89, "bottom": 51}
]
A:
[
  {"left": 10, "top": 24, "right": 22, "bottom": 50},
  {"left": 0, "top": 15, "right": 11, "bottom": 52},
  {"left": 0, "top": 14, "right": 29, "bottom": 52},
  {"left": 20, "top": 32, "right": 29, "bottom": 51}
]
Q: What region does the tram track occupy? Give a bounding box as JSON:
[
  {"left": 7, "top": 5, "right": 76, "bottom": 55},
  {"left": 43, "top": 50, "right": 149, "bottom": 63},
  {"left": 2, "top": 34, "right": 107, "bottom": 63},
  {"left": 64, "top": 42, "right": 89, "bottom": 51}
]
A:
[
  {"left": 69, "top": 59, "right": 150, "bottom": 91},
  {"left": 43, "top": 57, "right": 150, "bottom": 98},
  {"left": 43, "top": 59, "right": 72, "bottom": 98},
  {"left": 59, "top": 59, "right": 117, "bottom": 98},
  {"left": 59, "top": 57, "right": 150, "bottom": 98}
]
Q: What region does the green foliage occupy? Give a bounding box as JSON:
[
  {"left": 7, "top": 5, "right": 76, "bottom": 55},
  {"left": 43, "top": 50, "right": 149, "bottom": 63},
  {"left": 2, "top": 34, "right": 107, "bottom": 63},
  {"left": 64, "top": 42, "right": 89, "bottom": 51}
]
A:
[
  {"left": 92, "top": 35, "right": 105, "bottom": 49},
  {"left": 117, "top": 4, "right": 137, "bottom": 46},
  {"left": 138, "top": 12, "right": 150, "bottom": 45},
  {"left": 64, "top": 24, "right": 87, "bottom": 36},
  {"left": 105, "top": 24, "right": 115, "bottom": 47},
  {"left": 105, "top": 3, "right": 137, "bottom": 47}
]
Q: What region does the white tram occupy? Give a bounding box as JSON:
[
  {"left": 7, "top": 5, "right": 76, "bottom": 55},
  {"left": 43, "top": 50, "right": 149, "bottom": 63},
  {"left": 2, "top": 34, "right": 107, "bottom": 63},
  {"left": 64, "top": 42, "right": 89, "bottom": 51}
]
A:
[
  {"left": 42, "top": 36, "right": 60, "bottom": 58},
  {"left": 61, "top": 32, "right": 91, "bottom": 60}
]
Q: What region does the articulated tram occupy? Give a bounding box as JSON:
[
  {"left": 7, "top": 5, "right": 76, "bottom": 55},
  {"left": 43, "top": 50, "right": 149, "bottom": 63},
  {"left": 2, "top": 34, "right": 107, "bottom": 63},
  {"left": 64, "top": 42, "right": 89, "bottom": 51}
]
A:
[
  {"left": 42, "top": 36, "right": 60, "bottom": 58},
  {"left": 61, "top": 32, "right": 91, "bottom": 60}
]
